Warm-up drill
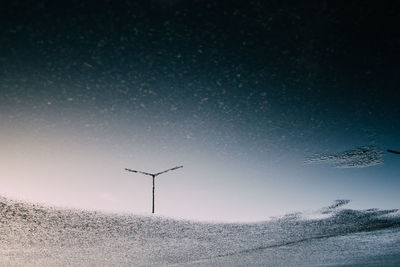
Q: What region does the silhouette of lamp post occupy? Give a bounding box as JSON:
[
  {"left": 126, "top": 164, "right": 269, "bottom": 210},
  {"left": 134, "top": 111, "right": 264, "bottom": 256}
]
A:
[
  {"left": 387, "top": 149, "right": 400, "bottom": 155},
  {"left": 124, "top": 166, "right": 183, "bottom": 213}
]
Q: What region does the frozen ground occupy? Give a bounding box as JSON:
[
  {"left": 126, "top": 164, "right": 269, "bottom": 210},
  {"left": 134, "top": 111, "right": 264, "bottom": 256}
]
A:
[{"left": 1, "top": 197, "right": 399, "bottom": 266}]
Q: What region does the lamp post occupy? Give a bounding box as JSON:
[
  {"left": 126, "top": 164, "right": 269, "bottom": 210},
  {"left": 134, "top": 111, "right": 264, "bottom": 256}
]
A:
[
  {"left": 387, "top": 149, "right": 400, "bottom": 155},
  {"left": 125, "top": 166, "right": 183, "bottom": 213}
]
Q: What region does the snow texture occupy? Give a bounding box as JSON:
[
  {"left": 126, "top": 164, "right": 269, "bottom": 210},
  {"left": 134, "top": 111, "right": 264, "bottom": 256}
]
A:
[
  {"left": 1, "top": 196, "right": 399, "bottom": 266},
  {"left": 305, "top": 146, "right": 384, "bottom": 168}
]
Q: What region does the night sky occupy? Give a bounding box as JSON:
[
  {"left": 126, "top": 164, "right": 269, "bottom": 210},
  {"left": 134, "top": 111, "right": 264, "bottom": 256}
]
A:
[{"left": 1, "top": 0, "right": 399, "bottom": 222}]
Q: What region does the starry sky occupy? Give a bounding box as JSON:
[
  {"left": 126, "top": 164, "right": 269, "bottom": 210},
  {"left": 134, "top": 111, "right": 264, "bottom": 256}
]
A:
[{"left": 1, "top": 0, "right": 399, "bottom": 222}]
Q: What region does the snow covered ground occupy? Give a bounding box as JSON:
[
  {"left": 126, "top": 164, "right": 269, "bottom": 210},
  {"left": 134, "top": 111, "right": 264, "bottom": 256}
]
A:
[{"left": 1, "top": 197, "right": 399, "bottom": 266}]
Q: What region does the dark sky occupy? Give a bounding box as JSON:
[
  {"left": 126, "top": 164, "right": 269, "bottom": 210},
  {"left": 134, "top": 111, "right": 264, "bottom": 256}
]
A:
[{"left": 1, "top": 0, "right": 399, "bottom": 221}]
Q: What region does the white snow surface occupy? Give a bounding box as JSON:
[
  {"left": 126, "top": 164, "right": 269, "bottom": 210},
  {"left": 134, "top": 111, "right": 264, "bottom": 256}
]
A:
[{"left": 1, "top": 196, "right": 400, "bottom": 266}]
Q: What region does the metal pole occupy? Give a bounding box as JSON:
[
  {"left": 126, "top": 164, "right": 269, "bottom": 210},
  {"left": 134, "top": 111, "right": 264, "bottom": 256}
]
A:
[
  {"left": 152, "top": 175, "right": 155, "bottom": 213},
  {"left": 125, "top": 166, "right": 183, "bottom": 214},
  {"left": 387, "top": 149, "right": 400, "bottom": 155}
]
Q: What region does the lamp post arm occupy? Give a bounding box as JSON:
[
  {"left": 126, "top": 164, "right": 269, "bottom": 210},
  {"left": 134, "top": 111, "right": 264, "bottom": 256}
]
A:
[
  {"left": 154, "top": 165, "right": 183, "bottom": 176},
  {"left": 125, "top": 168, "right": 155, "bottom": 177}
]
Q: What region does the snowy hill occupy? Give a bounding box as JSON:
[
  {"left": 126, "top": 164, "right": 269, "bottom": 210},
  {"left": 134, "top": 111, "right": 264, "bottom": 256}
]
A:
[{"left": 1, "top": 196, "right": 400, "bottom": 266}]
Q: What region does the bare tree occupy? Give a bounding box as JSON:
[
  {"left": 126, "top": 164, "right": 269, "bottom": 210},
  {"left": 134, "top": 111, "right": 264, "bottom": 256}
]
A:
[{"left": 125, "top": 166, "right": 183, "bottom": 213}]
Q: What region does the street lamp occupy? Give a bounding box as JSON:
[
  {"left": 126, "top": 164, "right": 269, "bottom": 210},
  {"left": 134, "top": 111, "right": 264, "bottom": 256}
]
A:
[
  {"left": 387, "top": 149, "right": 400, "bottom": 155},
  {"left": 124, "top": 166, "right": 183, "bottom": 213}
]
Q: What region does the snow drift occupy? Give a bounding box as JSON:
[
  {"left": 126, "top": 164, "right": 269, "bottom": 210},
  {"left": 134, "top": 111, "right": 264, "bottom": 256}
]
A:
[{"left": 1, "top": 196, "right": 399, "bottom": 266}]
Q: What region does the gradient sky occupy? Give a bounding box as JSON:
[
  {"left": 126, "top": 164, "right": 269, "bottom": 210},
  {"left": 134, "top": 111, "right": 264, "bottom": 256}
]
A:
[{"left": 1, "top": 0, "right": 399, "bottom": 222}]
